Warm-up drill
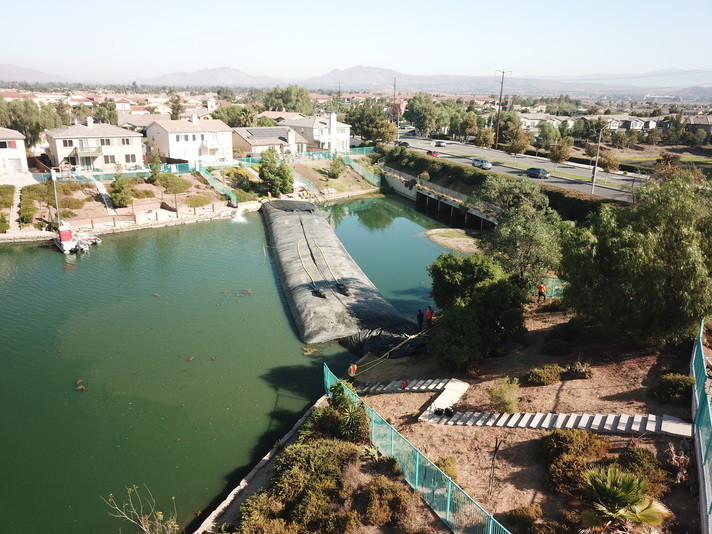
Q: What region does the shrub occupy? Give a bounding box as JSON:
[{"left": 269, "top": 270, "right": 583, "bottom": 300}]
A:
[
  {"left": 59, "top": 209, "right": 76, "bottom": 219},
  {"left": 0, "top": 213, "right": 9, "bottom": 233},
  {"left": 156, "top": 173, "right": 191, "bottom": 194},
  {"left": 545, "top": 453, "right": 590, "bottom": 493},
  {"left": 649, "top": 373, "right": 695, "bottom": 404},
  {"left": 537, "top": 429, "right": 610, "bottom": 468},
  {"left": 565, "top": 358, "right": 593, "bottom": 379},
  {"left": 130, "top": 188, "right": 155, "bottom": 199},
  {"left": 615, "top": 446, "right": 672, "bottom": 499},
  {"left": 19, "top": 203, "right": 36, "bottom": 224},
  {"left": 540, "top": 339, "right": 571, "bottom": 356},
  {"left": 527, "top": 364, "right": 565, "bottom": 385},
  {"left": 504, "top": 504, "right": 542, "bottom": 532},
  {"left": 489, "top": 377, "right": 520, "bottom": 413},
  {"left": 435, "top": 456, "right": 459, "bottom": 484},
  {"left": 0, "top": 184, "right": 15, "bottom": 209},
  {"left": 364, "top": 475, "right": 411, "bottom": 527},
  {"left": 59, "top": 197, "right": 85, "bottom": 210}
]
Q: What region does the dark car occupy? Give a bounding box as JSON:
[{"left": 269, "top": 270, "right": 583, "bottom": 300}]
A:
[
  {"left": 397, "top": 141, "right": 410, "bottom": 147},
  {"left": 426, "top": 150, "right": 441, "bottom": 157},
  {"left": 525, "top": 167, "right": 550, "bottom": 179}
]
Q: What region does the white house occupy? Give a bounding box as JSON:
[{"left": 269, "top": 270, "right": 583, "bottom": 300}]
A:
[
  {"left": 0, "top": 127, "right": 29, "bottom": 175},
  {"left": 145, "top": 117, "right": 233, "bottom": 166},
  {"left": 44, "top": 117, "right": 144, "bottom": 172},
  {"left": 232, "top": 126, "right": 308, "bottom": 155},
  {"left": 278, "top": 113, "right": 350, "bottom": 152}
]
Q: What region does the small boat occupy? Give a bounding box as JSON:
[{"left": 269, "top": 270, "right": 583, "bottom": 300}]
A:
[{"left": 54, "top": 223, "right": 101, "bottom": 254}]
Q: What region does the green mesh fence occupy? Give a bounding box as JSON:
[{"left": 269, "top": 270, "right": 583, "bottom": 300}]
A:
[
  {"left": 196, "top": 164, "right": 237, "bottom": 205},
  {"left": 343, "top": 155, "right": 380, "bottom": 187},
  {"left": 692, "top": 321, "right": 712, "bottom": 527},
  {"left": 324, "top": 364, "right": 510, "bottom": 534},
  {"left": 531, "top": 275, "right": 566, "bottom": 299}
]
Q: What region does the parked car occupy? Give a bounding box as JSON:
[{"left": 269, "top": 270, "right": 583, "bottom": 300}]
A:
[
  {"left": 525, "top": 167, "right": 550, "bottom": 179},
  {"left": 434, "top": 140, "right": 447, "bottom": 147},
  {"left": 398, "top": 141, "right": 410, "bottom": 147},
  {"left": 426, "top": 150, "right": 441, "bottom": 157},
  {"left": 471, "top": 158, "right": 492, "bottom": 170}
]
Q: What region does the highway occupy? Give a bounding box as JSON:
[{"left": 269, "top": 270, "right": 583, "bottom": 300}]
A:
[{"left": 395, "top": 135, "right": 638, "bottom": 203}]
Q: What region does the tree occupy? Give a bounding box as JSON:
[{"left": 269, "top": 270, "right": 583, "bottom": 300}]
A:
[
  {"left": 579, "top": 466, "right": 671, "bottom": 533},
  {"left": 259, "top": 147, "right": 293, "bottom": 196},
  {"left": 0, "top": 98, "right": 64, "bottom": 147},
  {"left": 168, "top": 92, "right": 184, "bottom": 120},
  {"left": 548, "top": 138, "right": 571, "bottom": 169},
  {"left": 494, "top": 111, "right": 521, "bottom": 145},
  {"left": 584, "top": 143, "right": 598, "bottom": 166},
  {"left": 560, "top": 170, "right": 712, "bottom": 345},
  {"left": 345, "top": 99, "right": 395, "bottom": 142},
  {"left": 469, "top": 176, "right": 561, "bottom": 289},
  {"left": 458, "top": 113, "right": 479, "bottom": 141},
  {"left": 599, "top": 150, "right": 620, "bottom": 175},
  {"left": 534, "top": 122, "right": 560, "bottom": 155},
  {"left": 475, "top": 127, "right": 495, "bottom": 149},
  {"left": 662, "top": 113, "right": 685, "bottom": 144},
  {"left": 327, "top": 156, "right": 346, "bottom": 179},
  {"left": 681, "top": 128, "right": 707, "bottom": 148},
  {"left": 256, "top": 116, "right": 276, "bottom": 127},
  {"left": 403, "top": 92, "right": 436, "bottom": 136},
  {"left": 211, "top": 105, "right": 256, "bottom": 127},
  {"left": 148, "top": 138, "right": 161, "bottom": 182},
  {"left": 94, "top": 99, "right": 118, "bottom": 125},
  {"left": 262, "top": 85, "right": 314, "bottom": 115},
  {"left": 427, "top": 253, "right": 505, "bottom": 309},
  {"left": 645, "top": 128, "right": 662, "bottom": 145},
  {"left": 110, "top": 177, "right": 133, "bottom": 208},
  {"left": 504, "top": 127, "right": 531, "bottom": 158}
]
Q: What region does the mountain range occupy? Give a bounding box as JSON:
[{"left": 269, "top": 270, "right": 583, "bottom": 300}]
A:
[{"left": 1, "top": 63, "right": 711, "bottom": 100}]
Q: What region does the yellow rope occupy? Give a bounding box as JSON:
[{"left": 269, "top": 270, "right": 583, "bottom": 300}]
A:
[
  {"left": 296, "top": 238, "right": 316, "bottom": 286},
  {"left": 355, "top": 328, "right": 429, "bottom": 376},
  {"left": 314, "top": 242, "right": 339, "bottom": 283}
]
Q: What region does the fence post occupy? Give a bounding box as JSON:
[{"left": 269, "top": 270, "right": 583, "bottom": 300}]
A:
[
  {"left": 446, "top": 478, "right": 452, "bottom": 522},
  {"left": 390, "top": 426, "right": 395, "bottom": 456},
  {"left": 414, "top": 452, "right": 419, "bottom": 490},
  {"left": 371, "top": 406, "right": 375, "bottom": 445}
]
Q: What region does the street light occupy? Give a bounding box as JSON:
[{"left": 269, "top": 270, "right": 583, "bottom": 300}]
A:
[{"left": 590, "top": 125, "right": 608, "bottom": 195}]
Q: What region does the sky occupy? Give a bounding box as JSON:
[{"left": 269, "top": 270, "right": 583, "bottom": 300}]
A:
[{"left": 3, "top": 0, "right": 712, "bottom": 85}]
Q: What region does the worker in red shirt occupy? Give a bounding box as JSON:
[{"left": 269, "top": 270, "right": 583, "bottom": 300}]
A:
[
  {"left": 425, "top": 306, "right": 434, "bottom": 329},
  {"left": 537, "top": 283, "right": 547, "bottom": 304}
]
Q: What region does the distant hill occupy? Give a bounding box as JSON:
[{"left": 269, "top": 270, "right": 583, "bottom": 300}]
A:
[
  {"left": 1, "top": 63, "right": 711, "bottom": 100},
  {"left": 0, "top": 63, "right": 72, "bottom": 84},
  {"left": 138, "top": 67, "right": 281, "bottom": 87}
]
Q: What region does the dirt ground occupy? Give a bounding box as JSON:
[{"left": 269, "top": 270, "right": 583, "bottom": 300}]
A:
[{"left": 354, "top": 305, "right": 700, "bottom": 530}]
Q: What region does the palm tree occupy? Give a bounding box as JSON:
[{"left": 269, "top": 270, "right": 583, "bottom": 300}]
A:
[{"left": 579, "top": 466, "right": 671, "bottom": 533}]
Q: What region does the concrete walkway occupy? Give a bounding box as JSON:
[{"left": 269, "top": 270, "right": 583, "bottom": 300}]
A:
[{"left": 357, "top": 378, "right": 693, "bottom": 439}]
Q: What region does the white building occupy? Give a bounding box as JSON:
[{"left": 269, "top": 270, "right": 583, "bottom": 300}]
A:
[
  {"left": 0, "top": 127, "right": 29, "bottom": 175},
  {"left": 278, "top": 113, "right": 350, "bottom": 152},
  {"left": 44, "top": 118, "right": 144, "bottom": 172},
  {"left": 145, "top": 117, "right": 233, "bottom": 166}
]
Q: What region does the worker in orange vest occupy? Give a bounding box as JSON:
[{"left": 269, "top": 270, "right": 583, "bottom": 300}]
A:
[
  {"left": 347, "top": 363, "right": 357, "bottom": 381},
  {"left": 537, "top": 282, "right": 547, "bottom": 304},
  {"left": 425, "top": 306, "right": 434, "bottom": 329}
]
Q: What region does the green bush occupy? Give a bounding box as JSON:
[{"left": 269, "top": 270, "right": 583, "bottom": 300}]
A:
[
  {"left": 615, "top": 446, "right": 672, "bottom": 499},
  {"left": 527, "top": 364, "right": 565, "bottom": 385},
  {"left": 503, "top": 504, "right": 542, "bottom": 533},
  {"left": 649, "top": 373, "right": 695, "bottom": 404},
  {"left": 19, "top": 203, "right": 36, "bottom": 224},
  {"left": 0, "top": 213, "right": 9, "bottom": 233},
  {"left": 435, "top": 456, "right": 459, "bottom": 484},
  {"left": 130, "top": 188, "right": 155, "bottom": 199},
  {"left": 540, "top": 339, "right": 572, "bottom": 356},
  {"left": 489, "top": 377, "right": 520, "bottom": 413},
  {"left": 59, "top": 197, "right": 85, "bottom": 210},
  {"left": 185, "top": 195, "right": 211, "bottom": 208},
  {"left": 59, "top": 209, "right": 76, "bottom": 219}
]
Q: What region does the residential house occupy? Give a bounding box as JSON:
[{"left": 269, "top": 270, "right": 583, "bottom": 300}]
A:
[
  {"left": 686, "top": 115, "right": 712, "bottom": 135},
  {"left": 180, "top": 108, "right": 212, "bottom": 121},
  {"left": 44, "top": 118, "right": 144, "bottom": 172},
  {"left": 232, "top": 126, "right": 307, "bottom": 155},
  {"left": 278, "top": 113, "right": 350, "bottom": 152},
  {"left": 145, "top": 117, "right": 233, "bottom": 166},
  {"left": 118, "top": 113, "right": 171, "bottom": 132},
  {"left": 256, "top": 111, "right": 305, "bottom": 122},
  {"left": 0, "top": 127, "right": 29, "bottom": 175}
]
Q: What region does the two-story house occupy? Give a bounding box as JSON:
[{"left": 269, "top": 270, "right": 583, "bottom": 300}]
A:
[
  {"left": 0, "top": 127, "right": 29, "bottom": 176},
  {"left": 145, "top": 117, "right": 233, "bottom": 166},
  {"left": 232, "top": 126, "right": 307, "bottom": 155},
  {"left": 278, "top": 113, "right": 350, "bottom": 152},
  {"left": 44, "top": 117, "right": 144, "bottom": 172}
]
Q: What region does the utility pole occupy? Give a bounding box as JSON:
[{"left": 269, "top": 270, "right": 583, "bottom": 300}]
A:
[{"left": 494, "top": 70, "right": 510, "bottom": 150}]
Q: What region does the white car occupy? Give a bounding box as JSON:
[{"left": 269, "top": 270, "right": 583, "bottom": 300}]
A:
[
  {"left": 434, "top": 141, "right": 447, "bottom": 147},
  {"left": 471, "top": 158, "right": 492, "bottom": 170}
]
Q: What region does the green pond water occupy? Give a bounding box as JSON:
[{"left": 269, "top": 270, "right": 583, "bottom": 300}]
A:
[{"left": 0, "top": 195, "right": 447, "bottom": 533}]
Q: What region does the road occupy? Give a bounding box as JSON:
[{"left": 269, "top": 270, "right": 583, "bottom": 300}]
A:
[{"left": 396, "top": 136, "right": 637, "bottom": 203}]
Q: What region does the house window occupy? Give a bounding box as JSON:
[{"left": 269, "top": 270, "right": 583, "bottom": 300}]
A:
[
  {"left": 192, "top": 134, "right": 196, "bottom": 141},
  {"left": 176, "top": 135, "right": 180, "bottom": 142},
  {"left": 125, "top": 154, "right": 137, "bottom": 163},
  {"left": 201, "top": 134, "right": 204, "bottom": 140},
  {"left": 100, "top": 138, "right": 111, "bottom": 146},
  {"left": 184, "top": 135, "right": 189, "bottom": 141},
  {"left": 0, "top": 140, "right": 17, "bottom": 149},
  {"left": 122, "top": 138, "right": 131, "bottom": 145},
  {"left": 104, "top": 155, "right": 116, "bottom": 164},
  {"left": 63, "top": 140, "right": 74, "bottom": 147}
]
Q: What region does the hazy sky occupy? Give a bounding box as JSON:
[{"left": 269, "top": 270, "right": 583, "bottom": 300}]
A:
[{"left": 4, "top": 0, "right": 711, "bottom": 84}]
